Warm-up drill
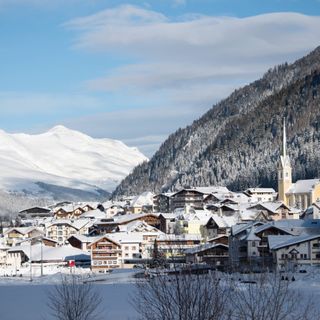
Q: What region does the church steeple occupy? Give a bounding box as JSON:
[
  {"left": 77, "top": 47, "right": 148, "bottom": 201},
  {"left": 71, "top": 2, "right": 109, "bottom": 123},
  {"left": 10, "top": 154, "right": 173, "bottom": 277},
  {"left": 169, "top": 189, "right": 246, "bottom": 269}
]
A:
[
  {"left": 278, "top": 118, "right": 292, "bottom": 204},
  {"left": 283, "top": 118, "right": 286, "bottom": 159}
]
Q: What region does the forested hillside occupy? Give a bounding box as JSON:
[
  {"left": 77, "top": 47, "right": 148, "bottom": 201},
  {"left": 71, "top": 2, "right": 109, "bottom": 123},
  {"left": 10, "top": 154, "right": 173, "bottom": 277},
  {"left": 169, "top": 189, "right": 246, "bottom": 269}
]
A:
[{"left": 113, "top": 46, "right": 320, "bottom": 196}]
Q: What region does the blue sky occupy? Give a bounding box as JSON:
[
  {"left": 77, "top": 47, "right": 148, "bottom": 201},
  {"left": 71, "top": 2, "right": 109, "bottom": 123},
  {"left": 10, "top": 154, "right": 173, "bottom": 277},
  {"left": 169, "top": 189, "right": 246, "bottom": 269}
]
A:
[{"left": 1, "top": 0, "right": 320, "bottom": 156}]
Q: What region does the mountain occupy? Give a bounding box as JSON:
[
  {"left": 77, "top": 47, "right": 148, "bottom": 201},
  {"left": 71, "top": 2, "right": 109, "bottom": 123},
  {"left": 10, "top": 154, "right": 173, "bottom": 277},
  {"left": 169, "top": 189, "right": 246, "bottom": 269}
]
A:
[
  {"left": 113, "top": 46, "right": 320, "bottom": 197},
  {"left": 0, "top": 125, "right": 147, "bottom": 202}
]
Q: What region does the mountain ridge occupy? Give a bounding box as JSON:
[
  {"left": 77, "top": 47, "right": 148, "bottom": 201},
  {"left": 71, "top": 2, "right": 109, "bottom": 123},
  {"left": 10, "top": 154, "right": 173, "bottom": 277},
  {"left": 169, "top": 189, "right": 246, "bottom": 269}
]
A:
[{"left": 0, "top": 126, "right": 147, "bottom": 201}]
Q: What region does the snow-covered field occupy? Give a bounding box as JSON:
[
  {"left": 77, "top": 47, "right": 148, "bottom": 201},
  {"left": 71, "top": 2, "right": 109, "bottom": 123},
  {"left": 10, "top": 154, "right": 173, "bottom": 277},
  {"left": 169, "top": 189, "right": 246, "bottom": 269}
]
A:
[
  {"left": 1, "top": 266, "right": 320, "bottom": 320},
  {"left": 0, "top": 283, "right": 138, "bottom": 320}
]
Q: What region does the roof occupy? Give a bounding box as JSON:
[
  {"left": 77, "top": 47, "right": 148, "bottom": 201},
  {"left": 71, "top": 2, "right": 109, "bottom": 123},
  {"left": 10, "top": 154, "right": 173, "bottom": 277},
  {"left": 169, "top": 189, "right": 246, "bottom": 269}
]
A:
[
  {"left": 130, "top": 191, "right": 154, "bottom": 207},
  {"left": 248, "top": 201, "right": 289, "bottom": 213},
  {"left": 287, "top": 179, "right": 320, "bottom": 194},
  {"left": 269, "top": 233, "right": 320, "bottom": 250},
  {"left": 245, "top": 188, "right": 276, "bottom": 194},
  {"left": 8, "top": 244, "right": 90, "bottom": 262},
  {"left": 185, "top": 243, "right": 228, "bottom": 255},
  {"left": 87, "top": 234, "right": 121, "bottom": 247},
  {"left": 47, "top": 219, "right": 90, "bottom": 230},
  {"left": 3, "top": 227, "right": 44, "bottom": 236},
  {"left": 209, "top": 214, "right": 238, "bottom": 228},
  {"left": 80, "top": 209, "right": 106, "bottom": 219},
  {"left": 68, "top": 234, "right": 101, "bottom": 244}
]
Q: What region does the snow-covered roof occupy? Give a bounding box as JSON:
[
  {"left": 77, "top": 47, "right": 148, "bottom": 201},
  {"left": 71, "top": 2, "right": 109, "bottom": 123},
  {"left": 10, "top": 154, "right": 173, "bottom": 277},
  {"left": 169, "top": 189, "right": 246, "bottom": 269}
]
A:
[
  {"left": 8, "top": 244, "right": 90, "bottom": 262},
  {"left": 246, "top": 227, "right": 261, "bottom": 241},
  {"left": 108, "top": 232, "right": 143, "bottom": 244},
  {"left": 287, "top": 179, "right": 320, "bottom": 194},
  {"left": 3, "top": 227, "right": 44, "bottom": 236},
  {"left": 157, "top": 234, "right": 202, "bottom": 241},
  {"left": 193, "top": 186, "right": 230, "bottom": 194},
  {"left": 68, "top": 234, "right": 101, "bottom": 244},
  {"left": 117, "top": 220, "right": 162, "bottom": 234},
  {"left": 248, "top": 201, "right": 289, "bottom": 213},
  {"left": 210, "top": 214, "right": 238, "bottom": 228},
  {"left": 185, "top": 242, "right": 228, "bottom": 255},
  {"left": 130, "top": 191, "right": 154, "bottom": 207},
  {"left": 80, "top": 209, "right": 106, "bottom": 219},
  {"left": 246, "top": 188, "right": 276, "bottom": 194},
  {"left": 238, "top": 209, "right": 260, "bottom": 221},
  {"left": 46, "top": 219, "right": 91, "bottom": 230},
  {"left": 269, "top": 233, "right": 320, "bottom": 250}
]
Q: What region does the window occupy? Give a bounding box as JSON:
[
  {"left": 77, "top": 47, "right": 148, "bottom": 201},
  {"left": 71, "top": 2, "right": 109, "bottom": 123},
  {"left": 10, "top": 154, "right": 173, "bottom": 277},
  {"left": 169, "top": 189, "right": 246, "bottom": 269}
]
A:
[
  {"left": 124, "top": 246, "right": 129, "bottom": 251},
  {"left": 252, "top": 242, "right": 256, "bottom": 247},
  {"left": 132, "top": 246, "right": 136, "bottom": 251}
]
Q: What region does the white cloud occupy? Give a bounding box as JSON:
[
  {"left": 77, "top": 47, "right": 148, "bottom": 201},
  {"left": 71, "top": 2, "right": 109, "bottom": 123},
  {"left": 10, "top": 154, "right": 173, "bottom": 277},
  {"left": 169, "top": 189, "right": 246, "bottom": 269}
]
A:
[
  {"left": 62, "top": 7, "right": 320, "bottom": 155},
  {"left": 66, "top": 8, "right": 320, "bottom": 96}
]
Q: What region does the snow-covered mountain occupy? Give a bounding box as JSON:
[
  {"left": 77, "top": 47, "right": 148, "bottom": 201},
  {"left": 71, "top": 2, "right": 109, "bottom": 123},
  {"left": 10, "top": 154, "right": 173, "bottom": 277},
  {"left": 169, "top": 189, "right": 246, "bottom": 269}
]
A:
[{"left": 0, "top": 125, "right": 147, "bottom": 201}]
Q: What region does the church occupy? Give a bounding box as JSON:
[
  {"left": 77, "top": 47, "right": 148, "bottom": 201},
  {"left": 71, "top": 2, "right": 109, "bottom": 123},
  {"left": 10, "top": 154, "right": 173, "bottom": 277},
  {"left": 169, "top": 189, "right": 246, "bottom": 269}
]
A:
[{"left": 277, "top": 119, "right": 320, "bottom": 210}]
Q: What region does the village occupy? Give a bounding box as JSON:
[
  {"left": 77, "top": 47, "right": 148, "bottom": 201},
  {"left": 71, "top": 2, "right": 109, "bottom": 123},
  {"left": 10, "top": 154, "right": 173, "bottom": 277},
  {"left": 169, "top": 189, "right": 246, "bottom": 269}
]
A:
[{"left": 1, "top": 122, "right": 320, "bottom": 278}]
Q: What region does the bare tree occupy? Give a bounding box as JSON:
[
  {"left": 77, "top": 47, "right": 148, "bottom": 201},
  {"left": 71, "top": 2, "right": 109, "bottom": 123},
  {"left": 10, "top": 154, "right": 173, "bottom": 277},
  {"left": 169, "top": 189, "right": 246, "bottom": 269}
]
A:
[
  {"left": 132, "top": 269, "right": 232, "bottom": 320},
  {"left": 229, "top": 272, "right": 317, "bottom": 320},
  {"left": 47, "top": 274, "right": 103, "bottom": 320}
]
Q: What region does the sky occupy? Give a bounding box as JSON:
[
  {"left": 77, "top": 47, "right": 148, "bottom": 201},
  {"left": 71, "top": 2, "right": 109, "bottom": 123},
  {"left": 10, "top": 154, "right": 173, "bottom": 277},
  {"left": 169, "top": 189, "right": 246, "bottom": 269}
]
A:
[{"left": 1, "top": 1, "right": 320, "bottom": 157}]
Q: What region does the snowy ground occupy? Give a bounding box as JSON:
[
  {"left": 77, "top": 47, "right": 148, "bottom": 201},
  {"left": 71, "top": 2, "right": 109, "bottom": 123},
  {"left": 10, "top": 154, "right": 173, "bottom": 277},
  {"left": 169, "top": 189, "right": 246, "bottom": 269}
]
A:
[{"left": 1, "top": 266, "right": 320, "bottom": 320}]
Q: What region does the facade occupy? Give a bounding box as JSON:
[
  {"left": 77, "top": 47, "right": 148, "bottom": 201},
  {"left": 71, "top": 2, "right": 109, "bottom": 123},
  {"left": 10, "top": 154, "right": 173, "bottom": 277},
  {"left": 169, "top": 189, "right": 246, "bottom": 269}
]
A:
[
  {"left": 244, "top": 188, "right": 277, "bottom": 202},
  {"left": 45, "top": 220, "right": 90, "bottom": 244},
  {"left": 277, "top": 119, "right": 320, "bottom": 210},
  {"left": 185, "top": 243, "right": 229, "bottom": 268},
  {"left": 153, "top": 193, "right": 173, "bottom": 213},
  {"left": 3, "top": 227, "right": 44, "bottom": 246},
  {"left": 88, "top": 236, "right": 122, "bottom": 272},
  {"left": 270, "top": 234, "right": 320, "bottom": 269}
]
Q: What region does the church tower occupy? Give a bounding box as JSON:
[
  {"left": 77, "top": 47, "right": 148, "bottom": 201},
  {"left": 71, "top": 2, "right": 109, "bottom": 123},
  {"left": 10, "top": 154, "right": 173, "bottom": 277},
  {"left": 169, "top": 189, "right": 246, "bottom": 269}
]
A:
[{"left": 277, "top": 118, "right": 292, "bottom": 204}]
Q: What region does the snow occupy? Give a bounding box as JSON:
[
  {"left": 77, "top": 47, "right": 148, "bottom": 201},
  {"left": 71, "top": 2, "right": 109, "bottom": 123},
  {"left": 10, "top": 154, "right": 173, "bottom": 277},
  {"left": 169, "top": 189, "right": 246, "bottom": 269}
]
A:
[
  {"left": 0, "top": 268, "right": 320, "bottom": 320},
  {"left": 0, "top": 126, "right": 148, "bottom": 194},
  {"left": 287, "top": 179, "right": 320, "bottom": 194}
]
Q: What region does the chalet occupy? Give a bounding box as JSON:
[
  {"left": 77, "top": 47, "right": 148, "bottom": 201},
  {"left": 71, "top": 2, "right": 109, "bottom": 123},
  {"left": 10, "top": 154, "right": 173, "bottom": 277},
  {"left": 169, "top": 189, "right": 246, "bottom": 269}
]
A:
[
  {"left": 18, "top": 207, "right": 52, "bottom": 219},
  {"left": 88, "top": 235, "right": 122, "bottom": 272},
  {"left": 91, "top": 213, "right": 160, "bottom": 234},
  {"left": 6, "top": 244, "right": 90, "bottom": 269},
  {"left": 185, "top": 243, "right": 229, "bottom": 268},
  {"left": 53, "top": 206, "right": 85, "bottom": 220},
  {"left": 3, "top": 227, "right": 44, "bottom": 246},
  {"left": 128, "top": 192, "right": 154, "bottom": 214},
  {"left": 229, "top": 219, "right": 320, "bottom": 270},
  {"left": 159, "top": 213, "right": 179, "bottom": 234},
  {"left": 248, "top": 202, "right": 294, "bottom": 220},
  {"left": 153, "top": 193, "right": 174, "bottom": 213},
  {"left": 68, "top": 235, "right": 101, "bottom": 252},
  {"left": 269, "top": 233, "right": 320, "bottom": 269},
  {"left": 156, "top": 234, "right": 202, "bottom": 259},
  {"left": 45, "top": 219, "right": 91, "bottom": 244},
  {"left": 244, "top": 188, "right": 277, "bottom": 202},
  {"left": 203, "top": 214, "right": 238, "bottom": 239}
]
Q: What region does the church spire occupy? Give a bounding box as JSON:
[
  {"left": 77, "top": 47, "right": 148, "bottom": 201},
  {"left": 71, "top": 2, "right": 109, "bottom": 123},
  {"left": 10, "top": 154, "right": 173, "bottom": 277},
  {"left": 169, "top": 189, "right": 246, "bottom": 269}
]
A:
[{"left": 283, "top": 117, "right": 286, "bottom": 158}]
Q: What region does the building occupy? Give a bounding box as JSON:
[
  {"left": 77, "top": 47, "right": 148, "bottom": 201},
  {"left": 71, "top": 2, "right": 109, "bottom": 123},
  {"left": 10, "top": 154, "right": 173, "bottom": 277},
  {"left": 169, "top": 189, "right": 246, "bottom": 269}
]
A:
[
  {"left": 3, "top": 227, "right": 44, "bottom": 246},
  {"left": 88, "top": 235, "right": 122, "bottom": 272},
  {"left": 45, "top": 220, "right": 91, "bottom": 244},
  {"left": 244, "top": 188, "right": 277, "bottom": 202},
  {"left": 171, "top": 187, "right": 230, "bottom": 211},
  {"left": 269, "top": 233, "right": 320, "bottom": 269},
  {"left": 153, "top": 193, "right": 173, "bottom": 213},
  {"left": 278, "top": 119, "right": 320, "bottom": 210},
  {"left": 185, "top": 243, "right": 229, "bottom": 268}
]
